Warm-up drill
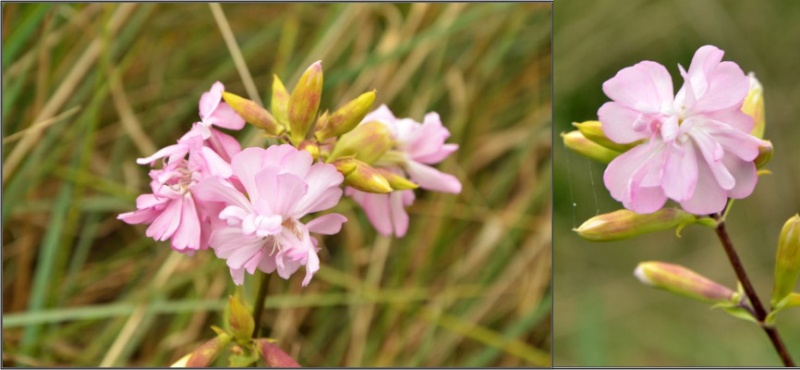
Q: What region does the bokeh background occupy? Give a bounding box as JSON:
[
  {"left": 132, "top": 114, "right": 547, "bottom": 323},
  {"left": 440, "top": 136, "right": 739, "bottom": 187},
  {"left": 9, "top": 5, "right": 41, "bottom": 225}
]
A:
[
  {"left": 554, "top": 0, "right": 800, "bottom": 366},
  {"left": 2, "top": 3, "right": 551, "bottom": 367}
]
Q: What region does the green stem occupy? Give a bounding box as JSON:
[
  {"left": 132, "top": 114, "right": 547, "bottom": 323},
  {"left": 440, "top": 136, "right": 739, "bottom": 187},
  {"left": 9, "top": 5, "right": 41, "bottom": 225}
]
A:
[{"left": 251, "top": 273, "right": 271, "bottom": 339}]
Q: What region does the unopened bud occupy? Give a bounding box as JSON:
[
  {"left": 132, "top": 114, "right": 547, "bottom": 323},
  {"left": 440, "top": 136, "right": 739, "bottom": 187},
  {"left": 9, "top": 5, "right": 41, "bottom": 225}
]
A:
[
  {"left": 772, "top": 214, "right": 800, "bottom": 307},
  {"left": 222, "top": 92, "right": 283, "bottom": 135},
  {"left": 754, "top": 140, "right": 773, "bottom": 169},
  {"left": 375, "top": 168, "right": 418, "bottom": 190},
  {"left": 343, "top": 159, "right": 392, "bottom": 193},
  {"left": 562, "top": 130, "right": 621, "bottom": 164},
  {"left": 742, "top": 73, "right": 765, "bottom": 139},
  {"left": 317, "top": 90, "right": 377, "bottom": 141},
  {"left": 329, "top": 121, "right": 393, "bottom": 164},
  {"left": 635, "top": 261, "right": 737, "bottom": 304},
  {"left": 298, "top": 140, "right": 320, "bottom": 161},
  {"left": 288, "top": 61, "right": 323, "bottom": 144},
  {"left": 331, "top": 158, "right": 358, "bottom": 177},
  {"left": 185, "top": 333, "right": 232, "bottom": 367},
  {"left": 228, "top": 295, "right": 254, "bottom": 344},
  {"left": 257, "top": 339, "right": 301, "bottom": 368},
  {"left": 575, "top": 208, "right": 697, "bottom": 242},
  {"left": 573, "top": 121, "right": 638, "bottom": 152},
  {"left": 272, "top": 75, "right": 290, "bottom": 128}
]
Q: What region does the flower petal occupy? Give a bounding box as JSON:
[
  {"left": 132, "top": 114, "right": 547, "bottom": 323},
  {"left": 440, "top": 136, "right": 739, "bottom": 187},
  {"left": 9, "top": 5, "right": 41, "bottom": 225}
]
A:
[
  {"left": 679, "top": 157, "right": 728, "bottom": 215},
  {"left": 404, "top": 160, "right": 461, "bottom": 194},
  {"left": 602, "top": 61, "right": 673, "bottom": 114},
  {"left": 597, "top": 102, "right": 654, "bottom": 144},
  {"left": 306, "top": 213, "right": 348, "bottom": 235}
]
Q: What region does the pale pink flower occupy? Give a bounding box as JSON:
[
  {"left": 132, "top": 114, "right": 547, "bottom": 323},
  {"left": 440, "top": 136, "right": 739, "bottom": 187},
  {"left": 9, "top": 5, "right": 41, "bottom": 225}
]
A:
[
  {"left": 346, "top": 105, "right": 460, "bottom": 237},
  {"left": 598, "top": 45, "right": 767, "bottom": 215},
  {"left": 118, "top": 149, "right": 226, "bottom": 253},
  {"left": 194, "top": 145, "right": 346, "bottom": 286},
  {"left": 195, "top": 81, "right": 246, "bottom": 139}
]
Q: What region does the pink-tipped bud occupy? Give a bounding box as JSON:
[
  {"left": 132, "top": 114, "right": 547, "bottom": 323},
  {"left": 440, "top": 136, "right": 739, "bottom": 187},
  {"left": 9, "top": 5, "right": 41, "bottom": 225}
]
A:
[
  {"left": 288, "top": 61, "right": 323, "bottom": 144},
  {"left": 328, "top": 121, "right": 393, "bottom": 164},
  {"left": 742, "top": 73, "right": 765, "bottom": 139},
  {"left": 271, "top": 74, "right": 291, "bottom": 128},
  {"left": 772, "top": 214, "right": 800, "bottom": 308},
  {"left": 575, "top": 208, "right": 697, "bottom": 242},
  {"left": 183, "top": 333, "right": 232, "bottom": 367},
  {"left": 222, "top": 92, "right": 283, "bottom": 135},
  {"left": 572, "top": 121, "right": 639, "bottom": 152},
  {"left": 228, "top": 295, "right": 254, "bottom": 344},
  {"left": 257, "top": 339, "right": 301, "bottom": 367},
  {"left": 635, "top": 261, "right": 737, "bottom": 304},
  {"left": 562, "top": 130, "right": 621, "bottom": 164},
  {"left": 316, "top": 90, "right": 377, "bottom": 141},
  {"left": 331, "top": 158, "right": 358, "bottom": 177}
]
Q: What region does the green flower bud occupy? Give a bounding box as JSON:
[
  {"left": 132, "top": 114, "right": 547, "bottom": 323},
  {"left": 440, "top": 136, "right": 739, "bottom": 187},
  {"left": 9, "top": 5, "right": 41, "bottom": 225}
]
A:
[
  {"left": 185, "top": 333, "right": 232, "bottom": 367},
  {"left": 316, "top": 90, "right": 377, "bottom": 141},
  {"left": 222, "top": 92, "right": 283, "bottom": 136},
  {"left": 271, "top": 75, "right": 290, "bottom": 129},
  {"left": 331, "top": 158, "right": 358, "bottom": 177},
  {"left": 575, "top": 208, "right": 697, "bottom": 242},
  {"left": 288, "top": 61, "right": 323, "bottom": 144},
  {"left": 257, "top": 339, "right": 300, "bottom": 368},
  {"left": 572, "top": 121, "right": 639, "bottom": 152},
  {"left": 635, "top": 261, "right": 737, "bottom": 304},
  {"left": 742, "top": 73, "right": 765, "bottom": 139},
  {"left": 772, "top": 214, "right": 800, "bottom": 308},
  {"left": 375, "top": 168, "right": 418, "bottom": 190},
  {"left": 228, "top": 295, "right": 254, "bottom": 344},
  {"left": 754, "top": 140, "right": 773, "bottom": 169},
  {"left": 329, "top": 121, "right": 393, "bottom": 164},
  {"left": 343, "top": 159, "right": 392, "bottom": 193},
  {"left": 562, "top": 130, "right": 622, "bottom": 164}
]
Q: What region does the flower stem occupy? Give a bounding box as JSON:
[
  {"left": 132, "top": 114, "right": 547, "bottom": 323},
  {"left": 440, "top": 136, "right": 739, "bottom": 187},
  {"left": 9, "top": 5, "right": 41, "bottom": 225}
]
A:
[
  {"left": 714, "top": 220, "right": 795, "bottom": 367},
  {"left": 251, "top": 273, "right": 271, "bottom": 339}
]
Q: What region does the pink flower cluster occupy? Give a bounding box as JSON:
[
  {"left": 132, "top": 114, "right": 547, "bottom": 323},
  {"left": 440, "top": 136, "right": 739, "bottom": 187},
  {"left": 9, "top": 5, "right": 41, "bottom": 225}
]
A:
[
  {"left": 346, "top": 105, "right": 462, "bottom": 237},
  {"left": 120, "top": 82, "right": 345, "bottom": 285},
  {"left": 599, "top": 45, "right": 768, "bottom": 215},
  {"left": 120, "top": 85, "right": 461, "bottom": 285}
]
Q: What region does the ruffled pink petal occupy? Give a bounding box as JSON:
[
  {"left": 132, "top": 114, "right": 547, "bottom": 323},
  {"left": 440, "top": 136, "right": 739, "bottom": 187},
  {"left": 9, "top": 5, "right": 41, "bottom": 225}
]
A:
[
  {"left": 361, "top": 104, "right": 397, "bottom": 126},
  {"left": 661, "top": 141, "right": 698, "bottom": 202},
  {"left": 199, "top": 82, "right": 224, "bottom": 120},
  {"left": 684, "top": 45, "right": 724, "bottom": 96},
  {"left": 415, "top": 143, "right": 458, "bottom": 164},
  {"left": 230, "top": 267, "right": 246, "bottom": 286},
  {"left": 603, "top": 142, "right": 667, "bottom": 212},
  {"left": 390, "top": 190, "right": 411, "bottom": 237},
  {"left": 405, "top": 160, "right": 461, "bottom": 194},
  {"left": 723, "top": 155, "right": 757, "bottom": 199},
  {"left": 193, "top": 176, "right": 251, "bottom": 211},
  {"left": 209, "top": 128, "right": 242, "bottom": 158},
  {"left": 306, "top": 214, "right": 348, "bottom": 235},
  {"left": 199, "top": 147, "right": 233, "bottom": 178},
  {"left": 146, "top": 198, "right": 183, "bottom": 241},
  {"left": 602, "top": 61, "right": 673, "bottom": 114},
  {"left": 301, "top": 247, "right": 320, "bottom": 286},
  {"left": 689, "top": 129, "right": 734, "bottom": 190},
  {"left": 597, "top": 102, "right": 654, "bottom": 144},
  {"left": 118, "top": 208, "right": 159, "bottom": 224},
  {"left": 293, "top": 162, "right": 344, "bottom": 216},
  {"left": 278, "top": 148, "right": 313, "bottom": 179},
  {"left": 702, "top": 120, "right": 762, "bottom": 161},
  {"left": 136, "top": 143, "right": 188, "bottom": 166},
  {"left": 704, "top": 109, "right": 754, "bottom": 134},
  {"left": 679, "top": 157, "right": 728, "bottom": 215},
  {"left": 262, "top": 172, "right": 308, "bottom": 216},
  {"left": 171, "top": 195, "right": 202, "bottom": 251},
  {"left": 690, "top": 61, "right": 749, "bottom": 114},
  {"left": 348, "top": 189, "right": 393, "bottom": 236},
  {"left": 208, "top": 102, "right": 245, "bottom": 130},
  {"left": 231, "top": 147, "right": 267, "bottom": 199}
]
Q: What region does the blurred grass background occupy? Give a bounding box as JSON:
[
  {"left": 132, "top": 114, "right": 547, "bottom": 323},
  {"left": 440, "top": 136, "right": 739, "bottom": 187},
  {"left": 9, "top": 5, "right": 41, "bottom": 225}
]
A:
[
  {"left": 554, "top": 0, "right": 800, "bottom": 366},
  {"left": 2, "top": 3, "right": 551, "bottom": 367}
]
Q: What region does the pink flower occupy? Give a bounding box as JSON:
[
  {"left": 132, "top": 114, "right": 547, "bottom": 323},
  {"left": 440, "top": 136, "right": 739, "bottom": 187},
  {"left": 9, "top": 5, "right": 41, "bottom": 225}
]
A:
[
  {"left": 118, "top": 150, "right": 225, "bottom": 253},
  {"left": 599, "top": 45, "right": 767, "bottom": 215},
  {"left": 195, "top": 82, "right": 246, "bottom": 139},
  {"left": 347, "top": 105, "right": 460, "bottom": 237},
  {"left": 194, "top": 145, "right": 346, "bottom": 286}
]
